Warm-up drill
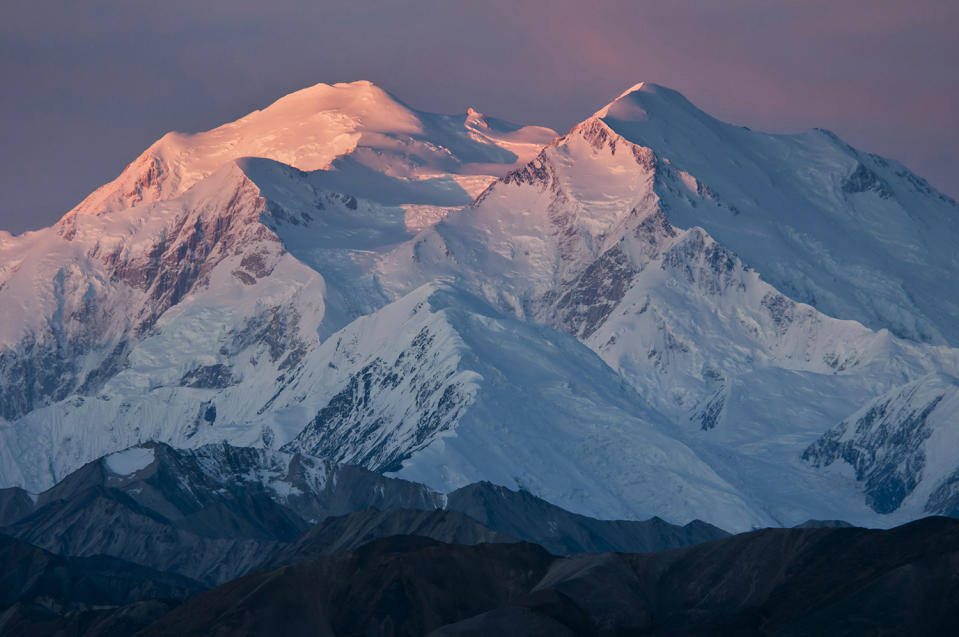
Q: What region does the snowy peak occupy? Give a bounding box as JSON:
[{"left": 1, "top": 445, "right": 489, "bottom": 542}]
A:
[
  {"left": 65, "top": 80, "right": 557, "bottom": 220},
  {"left": 616, "top": 81, "right": 651, "bottom": 98},
  {"left": 389, "top": 113, "right": 667, "bottom": 305},
  {"left": 465, "top": 106, "right": 487, "bottom": 128},
  {"left": 64, "top": 81, "right": 411, "bottom": 218},
  {"left": 593, "top": 81, "right": 697, "bottom": 123},
  {"left": 251, "top": 80, "right": 423, "bottom": 134},
  {"left": 566, "top": 82, "right": 959, "bottom": 345}
]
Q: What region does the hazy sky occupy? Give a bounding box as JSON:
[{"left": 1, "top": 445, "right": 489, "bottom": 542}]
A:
[{"left": 1, "top": 0, "right": 957, "bottom": 234}]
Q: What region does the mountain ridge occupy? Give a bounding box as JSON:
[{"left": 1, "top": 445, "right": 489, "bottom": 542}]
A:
[
  {"left": 131, "top": 517, "right": 959, "bottom": 637},
  {"left": 63, "top": 80, "right": 557, "bottom": 222},
  {"left": 0, "top": 441, "right": 729, "bottom": 586}
]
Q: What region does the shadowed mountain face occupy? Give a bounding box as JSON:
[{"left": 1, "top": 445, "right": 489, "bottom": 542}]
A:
[
  {"left": 528, "top": 516, "right": 959, "bottom": 636},
  {"left": 133, "top": 517, "right": 959, "bottom": 637},
  {"left": 446, "top": 481, "right": 728, "bottom": 555},
  {"left": 139, "top": 537, "right": 557, "bottom": 637},
  {"left": 0, "top": 488, "right": 32, "bottom": 527},
  {"left": 0, "top": 533, "right": 203, "bottom": 637},
  {"left": 2, "top": 476, "right": 956, "bottom": 636},
  {"left": 263, "top": 508, "right": 519, "bottom": 568}
]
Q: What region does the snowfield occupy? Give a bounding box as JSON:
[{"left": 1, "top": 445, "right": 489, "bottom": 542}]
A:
[{"left": 104, "top": 446, "right": 156, "bottom": 475}]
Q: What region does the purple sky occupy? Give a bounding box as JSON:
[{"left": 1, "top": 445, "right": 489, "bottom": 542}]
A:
[{"left": 1, "top": 0, "right": 956, "bottom": 235}]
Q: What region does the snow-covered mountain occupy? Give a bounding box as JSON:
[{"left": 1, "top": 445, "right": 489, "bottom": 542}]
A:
[
  {"left": 379, "top": 83, "right": 959, "bottom": 344},
  {"left": 589, "top": 83, "right": 959, "bottom": 346},
  {"left": 277, "top": 282, "right": 765, "bottom": 530},
  {"left": 1, "top": 80, "right": 957, "bottom": 532}
]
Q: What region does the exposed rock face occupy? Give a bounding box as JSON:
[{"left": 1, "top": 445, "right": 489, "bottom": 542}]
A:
[
  {"left": 803, "top": 374, "right": 959, "bottom": 515},
  {"left": 552, "top": 244, "right": 638, "bottom": 339},
  {"left": 102, "top": 176, "right": 269, "bottom": 313},
  {"left": 842, "top": 161, "right": 893, "bottom": 198},
  {"left": 282, "top": 323, "right": 473, "bottom": 473},
  {"left": 279, "top": 282, "right": 765, "bottom": 531},
  {"left": 0, "top": 166, "right": 279, "bottom": 423},
  {"left": 179, "top": 363, "right": 237, "bottom": 389},
  {"left": 0, "top": 308, "right": 100, "bottom": 422},
  {"left": 927, "top": 468, "right": 959, "bottom": 518}
]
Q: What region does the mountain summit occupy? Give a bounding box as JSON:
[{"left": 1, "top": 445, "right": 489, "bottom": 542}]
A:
[
  {"left": 588, "top": 81, "right": 959, "bottom": 345},
  {"left": 65, "top": 80, "right": 557, "bottom": 221},
  {"left": 1, "top": 81, "right": 958, "bottom": 532},
  {"left": 593, "top": 81, "right": 697, "bottom": 119}
]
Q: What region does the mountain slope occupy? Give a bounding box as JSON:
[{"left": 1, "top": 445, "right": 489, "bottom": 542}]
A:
[
  {"left": 445, "top": 481, "right": 728, "bottom": 556},
  {"left": 369, "top": 91, "right": 959, "bottom": 527},
  {"left": 2, "top": 441, "right": 728, "bottom": 585},
  {"left": 593, "top": 83, "right": 959, "bottom": 346},
  {"left": 804, "top": 373, "right": 959, "bottom": 518},
  {"left": 138, "top": 537, "right": 556, "bottom": 637},
  {"left": 0, "top": 81, "right": 555, "bottom": 452},
  {"left": 278, "top": 282, "right": 766, "bottom": 531},
  {"left": 0, "top": 155, "right": 475, "bottom": 488},
  {"left": 0, "top": 533, "right": 202, "bottom": 607}
]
